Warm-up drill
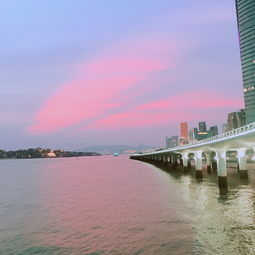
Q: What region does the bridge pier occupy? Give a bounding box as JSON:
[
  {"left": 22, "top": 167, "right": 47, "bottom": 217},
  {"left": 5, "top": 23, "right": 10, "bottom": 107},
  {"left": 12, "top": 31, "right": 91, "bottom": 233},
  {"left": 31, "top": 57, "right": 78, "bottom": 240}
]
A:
[
  {"left": 161, "top": 155, "right": 165, "bottom": 165},
  {"left": 237, "top": 149, "right": 248, "bottom": 179},
  {"left": 179, "top": 157, "right": 183, "bottom": 167},
  {"left": 159, "top": 155, "right": 164, "bottom": 165},
  {"left": 163, "top": 155, "right": 169, "bottom": 166},
  {"left": 181, "top": 153, "right": 189, "bottom": 172},
  {"left": 183, "top": 157, "right": 189, "bottom": 172},
  {"left": 166, "top": 156, "right": 171, "bottom": 166},
  {"left": 205, "top": 152, "right": 212, "bottom": 174},
  {"left": 216, "top": 150, "right": 227, "bottom": 190},
  {"left": 162, "top": 155, "right": 166, "bottom": 165},
  {"left": 194, "top": 152, "right": 203, "bottom": 178},
  {"left": 166, "top": 155, "right": 170, "bottom": 166},
  {"left": 171, "top": 154, "right": 178, "bottom": 170},
  {"left": 212, "top": 159, "right": 217, "bottom": 172},
  {"left": 188, "top": 157, "right": 192, "bottom": 170},
  {"left": 168, "top": 155, "right": 173, "bottom": 167}
]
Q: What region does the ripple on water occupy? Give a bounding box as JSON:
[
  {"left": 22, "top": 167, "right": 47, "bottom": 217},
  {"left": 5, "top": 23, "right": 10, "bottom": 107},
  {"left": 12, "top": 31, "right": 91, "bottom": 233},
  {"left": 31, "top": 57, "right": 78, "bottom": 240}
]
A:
[
  {"left": 18, "top": 246, "right": 71, "bottom": 255},
  {"left": 1, "top": 157, "right": 255, "bottom": 255}
]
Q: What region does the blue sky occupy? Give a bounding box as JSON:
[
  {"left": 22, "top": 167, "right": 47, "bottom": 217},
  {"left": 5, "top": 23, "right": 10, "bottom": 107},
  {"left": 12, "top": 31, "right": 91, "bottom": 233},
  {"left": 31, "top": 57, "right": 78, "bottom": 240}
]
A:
[{"left": 0, "top": 1, "right": 244, "bottom": 150}]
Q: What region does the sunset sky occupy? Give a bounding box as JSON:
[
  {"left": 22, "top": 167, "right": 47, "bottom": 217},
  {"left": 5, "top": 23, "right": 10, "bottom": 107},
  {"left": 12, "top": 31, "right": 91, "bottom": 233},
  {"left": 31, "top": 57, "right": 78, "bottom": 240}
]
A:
[{"left": 1, "top": 0, "right": 244, "bottom": 150}]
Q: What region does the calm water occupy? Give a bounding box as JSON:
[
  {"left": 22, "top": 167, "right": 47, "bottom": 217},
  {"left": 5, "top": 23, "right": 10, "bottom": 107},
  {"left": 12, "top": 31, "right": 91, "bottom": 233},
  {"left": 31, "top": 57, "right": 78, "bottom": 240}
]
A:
[{"left": 0, "top": 156, "right": 254, "bottom": 255}]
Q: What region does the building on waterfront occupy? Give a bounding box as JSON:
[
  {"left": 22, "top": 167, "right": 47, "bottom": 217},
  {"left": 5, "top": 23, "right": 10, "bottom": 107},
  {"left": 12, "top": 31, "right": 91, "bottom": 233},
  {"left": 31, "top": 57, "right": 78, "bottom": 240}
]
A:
[
  {"left": 189, "top": 122, "right": 218, "bottom": 141},
  {"left": 180, "top": 122, "right": 188, "bottom": 138},
  {"left": 222, "top": 123, "right": 228, "bottom": 133},
  {"left": 195, "top": 121, "right": 208, "bottom": 140},
  {"left": 189, "top": 128, "right": 198, "bottom": 142},
  {"left": 227, "top": 109, "right": 246, "bottom": 131},
  {"left": 189, "top": 129, "right": 194, "bottom": 142},
  {"left": 197, "top": 130, "right": 207, "bottom": 141},
  {"left": 199, "top": 121, "right": 207, "bottom": 132},
  {"left": 208, "top": 125, "right": 218, "bottom": 137},
  {"left": 180, "top": 122, "right": 189, "bottom": 145},
  {"left": 235, "top": 0, "right": 255, "bottom": 124},
  {"left": 165, "top": 135, "right": 178, "bottom": 148}
]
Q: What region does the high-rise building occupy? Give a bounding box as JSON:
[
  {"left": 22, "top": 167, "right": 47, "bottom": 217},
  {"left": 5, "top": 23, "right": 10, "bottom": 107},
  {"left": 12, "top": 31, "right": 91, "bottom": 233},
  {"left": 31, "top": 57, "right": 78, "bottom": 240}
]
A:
[
  {"left": 196, "top": 121, "right": 207, "bottom": 140},
  {"left": 199, "top": 121, "right": 207, "bottom": 132},
  {"left": 222, "top": 123, "right": 228, "bottom": 133},
  {"left": 165, "top": 135, "right": 178, "bottom": 148},
  {"left": 197, "top": 131, "right": 207, "bottom": 140},
  {"left": 180, "top": 122, "right": 188, "bottom": 139},
  {"left": 235, "top": 1, "right": 255, "bottom": 124},
  {"left": 179, "top": 122, "right": 189, "bottom": 145},
  {"left": 189, "top": 128, "right": 198, "bottom": 142},
  {"left": 189, "top": 123, "right": 218, "bottom": 141},
  {"left": 208, "top": 125, "right": 218, "bottom": 137},
  {"left": 193, "top": 127, "right": 198, "bottom": 140},
  {"left": 227, "top": 109, "right": 246, "bottom": 131},
  {"left": 165, "top": 136, "right": 169, "bottom": 148}
]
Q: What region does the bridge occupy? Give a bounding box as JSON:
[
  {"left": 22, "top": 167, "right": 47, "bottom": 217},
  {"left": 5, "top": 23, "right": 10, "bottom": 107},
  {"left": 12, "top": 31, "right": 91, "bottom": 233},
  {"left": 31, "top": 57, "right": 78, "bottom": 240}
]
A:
[{"left": 130, "top": 122, "right": 255, "bottom": 192}]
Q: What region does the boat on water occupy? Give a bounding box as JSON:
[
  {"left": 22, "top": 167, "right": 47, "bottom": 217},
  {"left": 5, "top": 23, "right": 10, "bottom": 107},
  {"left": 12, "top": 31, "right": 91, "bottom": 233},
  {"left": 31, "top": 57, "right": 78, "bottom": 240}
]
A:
[{"left": 113, "top": 152, "right": 119, "bottom": 156}]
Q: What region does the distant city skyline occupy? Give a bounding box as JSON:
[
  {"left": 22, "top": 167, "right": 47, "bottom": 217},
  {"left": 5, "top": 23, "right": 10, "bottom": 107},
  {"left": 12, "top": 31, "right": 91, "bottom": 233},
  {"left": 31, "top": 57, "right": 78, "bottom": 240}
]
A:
[{"left": 1, "top": 1, "right": 244, "bottom": 150}]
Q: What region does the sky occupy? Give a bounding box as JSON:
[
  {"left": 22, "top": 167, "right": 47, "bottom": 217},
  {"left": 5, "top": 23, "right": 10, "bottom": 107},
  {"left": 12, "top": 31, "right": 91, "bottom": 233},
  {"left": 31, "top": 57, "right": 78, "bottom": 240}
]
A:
[{"left": 0, "top": 0, "right": 244, "bottom": 150}]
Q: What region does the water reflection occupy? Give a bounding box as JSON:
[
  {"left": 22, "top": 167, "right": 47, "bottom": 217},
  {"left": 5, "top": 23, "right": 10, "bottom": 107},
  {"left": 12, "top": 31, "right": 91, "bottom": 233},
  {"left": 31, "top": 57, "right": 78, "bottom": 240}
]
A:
[
  {"left": 0, "top": 157, "right": 254, "bottom": 255},
  {"left": 0, "top": 157, "right": 193, "bottom": 255},
  {"left": 152, "top": 161, "right": 255, "bottom": 254}
]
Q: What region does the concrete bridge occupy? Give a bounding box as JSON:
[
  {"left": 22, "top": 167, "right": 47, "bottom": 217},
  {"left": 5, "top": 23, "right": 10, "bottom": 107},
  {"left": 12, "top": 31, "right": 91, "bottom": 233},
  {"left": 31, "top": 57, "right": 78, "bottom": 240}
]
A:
[{"left": 130, "top": 122, "right": 255, "bottom": 192}]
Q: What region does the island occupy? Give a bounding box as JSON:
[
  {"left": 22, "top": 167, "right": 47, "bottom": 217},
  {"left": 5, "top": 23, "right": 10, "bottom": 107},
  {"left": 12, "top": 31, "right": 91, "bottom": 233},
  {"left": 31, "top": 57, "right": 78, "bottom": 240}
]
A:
[{"left": 0, "top": 148, "right": 101, "bottom": 159}]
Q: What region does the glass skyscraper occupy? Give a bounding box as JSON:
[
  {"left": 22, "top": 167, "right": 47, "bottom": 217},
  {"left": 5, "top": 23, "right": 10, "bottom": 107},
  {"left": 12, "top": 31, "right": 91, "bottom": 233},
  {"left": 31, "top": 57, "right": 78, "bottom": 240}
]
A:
[{"left": 235, "top": 0, "right": 255, "bottom": 124}]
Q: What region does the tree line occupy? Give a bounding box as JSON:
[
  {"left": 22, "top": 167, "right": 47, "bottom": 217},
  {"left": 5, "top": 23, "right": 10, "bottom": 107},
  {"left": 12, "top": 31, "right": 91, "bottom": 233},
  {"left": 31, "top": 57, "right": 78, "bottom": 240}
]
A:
[{"left": 0, "top": 148, "right": 101, "bottom": 159}]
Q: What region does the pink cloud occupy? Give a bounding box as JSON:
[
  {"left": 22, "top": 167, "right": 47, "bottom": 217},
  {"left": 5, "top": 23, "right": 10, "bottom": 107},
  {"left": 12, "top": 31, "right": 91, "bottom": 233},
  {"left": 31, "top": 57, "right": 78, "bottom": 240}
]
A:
[
  {"left": 28, "top": 39, "right": 174, "bottom": 134},
  {"left": 28, "top": 75, "right": 144, "bottom": 133},
  {"left": 138, "top": 90, "right": 243, "bottom": 112},
  {"left": 85, "top": 112, "right": 174, "bottom": 130},
  {"left": 83, "top": 110, "right": 212, "bottom": 130},
  {"left": 82, "top": 90, "right": 243, "bottom": 130}
]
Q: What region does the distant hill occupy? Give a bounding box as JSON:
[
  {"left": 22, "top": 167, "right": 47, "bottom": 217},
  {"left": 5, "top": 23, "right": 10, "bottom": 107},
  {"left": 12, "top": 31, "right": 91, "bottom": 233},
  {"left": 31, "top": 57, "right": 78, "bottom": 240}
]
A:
[
  {"left": 81, "top": 145, "right": 157, "bottom": 155},
  {"left": 0, "top": 148, "right": 101, "bottom": 159}
]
